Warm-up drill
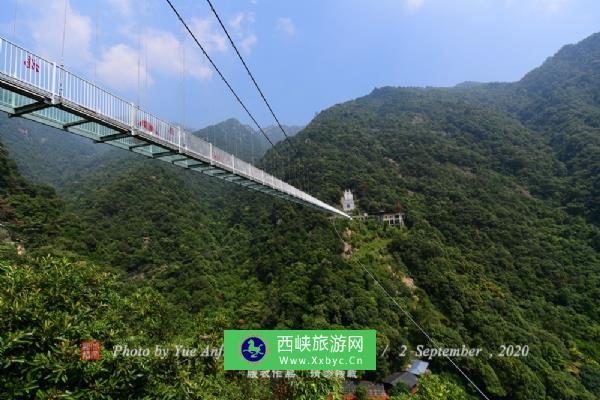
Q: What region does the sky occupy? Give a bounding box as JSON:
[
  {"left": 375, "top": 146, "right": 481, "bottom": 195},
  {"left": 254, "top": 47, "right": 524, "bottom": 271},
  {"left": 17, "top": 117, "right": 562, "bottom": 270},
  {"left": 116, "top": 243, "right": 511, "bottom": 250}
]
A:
[{"left": 1, "top": 0, "right": 599, "bottom": 129}]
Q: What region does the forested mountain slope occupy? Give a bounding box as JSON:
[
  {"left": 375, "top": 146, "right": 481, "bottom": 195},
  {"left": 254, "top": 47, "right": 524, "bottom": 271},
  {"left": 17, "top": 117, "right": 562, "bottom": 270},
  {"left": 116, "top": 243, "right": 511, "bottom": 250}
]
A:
[
  {"left": 1, "top": 31, "right": 600, "bottom": 400},
  {"left": 458, "top": 32, "right": 600, "bottom": 223},
  {"left": 0, "top": 113, "right": 125, "bottom": 190},
  {"left": 0, "top": 140, "right": 347, "bottom": 399},
  {"left": 0, "top": 114, "right": 301, "bottom": 192},
  {"left": 0, "top": 141, "right": 66, "bottom": 250},
  {"left": 512, "top": 34, "right": 600, "bottom": 223},
  {"left": 2, "top": 137, "right": 474, "bottom": 399},
  {"left": 258, "top": 32, "right": 600, "bottom": 399}
]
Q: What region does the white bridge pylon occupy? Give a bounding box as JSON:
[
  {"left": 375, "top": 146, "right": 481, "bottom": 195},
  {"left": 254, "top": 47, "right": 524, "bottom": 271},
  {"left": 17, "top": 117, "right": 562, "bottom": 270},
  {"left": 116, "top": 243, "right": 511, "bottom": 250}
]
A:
[{"left": 0, "top": 36, "right": 350, "bottom": 219}]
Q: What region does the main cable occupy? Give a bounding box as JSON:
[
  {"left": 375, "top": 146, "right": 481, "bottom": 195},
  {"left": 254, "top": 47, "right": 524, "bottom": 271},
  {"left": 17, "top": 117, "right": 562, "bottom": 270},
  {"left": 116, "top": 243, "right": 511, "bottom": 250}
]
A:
[
  {"left": 12, "top": 0, "right": 18, "bottom": 42},
  {"left": 60, "top": 0, "right": 68, "bottom": 65},
  {"left": 205, "top": 0, "right": 294, "bottom": 148},
  {"left": 205, "top": 0, "right": 305, "bottom": 187},
  {"left": 330, "top": 219, "right": 492, "bottom": 400},
  {"left": 164, "top": 0, "right": 274, "bottom": 147}
]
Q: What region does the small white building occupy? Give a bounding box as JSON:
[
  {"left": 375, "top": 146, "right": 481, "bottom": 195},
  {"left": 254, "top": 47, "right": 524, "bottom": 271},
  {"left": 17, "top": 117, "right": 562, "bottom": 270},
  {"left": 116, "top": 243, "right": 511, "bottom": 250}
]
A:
[
  {"left": 374, "top": 211, "right": 404, "bottom": 226},
  {"left": 340, "top": 190, "right": 355, "bottom": 212}
]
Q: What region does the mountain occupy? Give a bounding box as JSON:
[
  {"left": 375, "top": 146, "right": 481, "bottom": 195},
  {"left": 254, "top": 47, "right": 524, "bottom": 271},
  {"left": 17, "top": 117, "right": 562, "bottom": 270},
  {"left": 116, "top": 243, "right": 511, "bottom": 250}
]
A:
[
  {"left": 0, "top": 129, "right": 380, "bottom": 399},
  {"left": 193, "top": 118, "right": 302, "bottom": 163},
  {"left": 264, "top": 123, "right": 304, "bottom": 144},
  {"left": 0, "top": 114, "right": 302, "bottom": 191},
  {"left": 0, "top": 141, "right": 341, "bottom": 398},
  {"left": 454, "top": 81, "right": 485, "bottom": 88},
  {"left": 0, "top": 140, "right": 26, "bottom": 196},
  {"left": 0, "top": 112, "right": 128, "bottom": 191},
  {"left": 2, "top": 32, "right": 600, "bottom": 400},
  {"left": 259, "top": 32, "right": 600, "bottom": 399},
  {"left": 513, "top": 34, "right": 600, "bottom": 223},
  {"left": 452, "top": 33, "right": 600, "bottom": 223},
  {"left": 0, "top": 141, "right": 66, "bottom": 252}
]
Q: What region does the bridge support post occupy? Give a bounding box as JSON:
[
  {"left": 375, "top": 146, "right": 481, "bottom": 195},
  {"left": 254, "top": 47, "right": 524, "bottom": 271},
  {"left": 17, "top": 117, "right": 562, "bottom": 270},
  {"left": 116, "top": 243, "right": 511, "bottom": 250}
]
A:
[
  {"left": 129, "top": 102, "right": 136, "bottom": 133},
  {"left": 51, "top": 62, "right": 58, "bottom": 104},
  {"left": 177, "top": 126, "right": 182, "bottom": 151}
]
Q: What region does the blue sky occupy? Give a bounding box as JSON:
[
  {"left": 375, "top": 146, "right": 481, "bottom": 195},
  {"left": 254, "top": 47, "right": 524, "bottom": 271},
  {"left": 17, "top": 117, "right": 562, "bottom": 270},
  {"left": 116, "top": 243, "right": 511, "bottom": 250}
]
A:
[{"left": 1, "top": 0, "right": 599, "bottom": 129}]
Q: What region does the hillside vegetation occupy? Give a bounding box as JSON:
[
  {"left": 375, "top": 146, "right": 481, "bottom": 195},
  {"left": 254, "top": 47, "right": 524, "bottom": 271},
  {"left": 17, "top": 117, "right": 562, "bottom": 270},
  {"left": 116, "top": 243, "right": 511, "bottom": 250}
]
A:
[{"left": 1, "top": 32, "right": 600, "bottom": 399}]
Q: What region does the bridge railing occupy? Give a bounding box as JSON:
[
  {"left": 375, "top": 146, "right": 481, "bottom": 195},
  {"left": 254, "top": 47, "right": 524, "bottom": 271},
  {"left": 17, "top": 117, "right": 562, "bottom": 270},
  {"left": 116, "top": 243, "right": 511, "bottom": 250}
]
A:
[
  {"left": 234, "top": 158, "right": 251, "bottom": 177},
  {"left": 0, "top": 37, "right": 54, "bottom": 94},
  {"left": 59, "top": 67, "right": 131, "bottom": 126},
  {"left": 184, "top": 132, "right": 211, "bottom": 160},
  {"left": 0, "top": 36, "right": 349, "bottom": 218},
  {"left": 211, "top": 146, "right": 232, "bottom": 171},
  {"left": 135, "top": 107, "right": 179, "bottom": 146}
]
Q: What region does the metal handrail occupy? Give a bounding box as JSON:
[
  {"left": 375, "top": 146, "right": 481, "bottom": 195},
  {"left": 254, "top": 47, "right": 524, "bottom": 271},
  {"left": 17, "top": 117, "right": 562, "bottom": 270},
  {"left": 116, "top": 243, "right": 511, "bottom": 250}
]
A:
[{"left": 0, "top": 35, "right": 350, "bottom": 219}]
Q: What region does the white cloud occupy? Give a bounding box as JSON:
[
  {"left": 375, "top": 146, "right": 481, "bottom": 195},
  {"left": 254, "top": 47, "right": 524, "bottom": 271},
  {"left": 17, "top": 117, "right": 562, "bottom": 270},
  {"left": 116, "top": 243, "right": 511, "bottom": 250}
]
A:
[
  {"left": 106, "top": 0, "right": 132, "bottom": 17},
  {"left": 19, "top": 1, "right": 252, "bottom": 92},
  {"left": 95, "top": 27, "right": 218, "bottom": 91},
  {"left": 96, "top": 44, "right": 152, "bottom": 91},
  {"left": 276, "top": 17, "right": 295, "bottom": 37},
  {"left": 240, "top": 34, "right": 257, "bottom": 54},
  {"left": 190, "top": 17, "right": 228, "bottom": 53},
  {"left": 229, "top": 12, "right": 255, "bottom": 31},
  {"left": 25, "top": 0, "right": 93, "bottom": 67},
  {"left": 405, "top": 0, "right": 425, "bottom": 10},
  {"left": 101, "top": 17, "right": 227, "bottom": 83},
  {"left": 227, "top": 12, "right": 258, "bottom": 54},
  {"left": 144, "top": 29, "right": 213, "bottom": 80},
  {"left": 93, "top": 14, "right": 230, "bottom": 90}
]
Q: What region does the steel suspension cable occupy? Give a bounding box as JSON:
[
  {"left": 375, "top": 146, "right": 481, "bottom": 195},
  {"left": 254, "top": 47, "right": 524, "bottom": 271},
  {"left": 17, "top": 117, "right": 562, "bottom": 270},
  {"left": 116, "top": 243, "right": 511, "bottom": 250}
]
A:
[
  {"left": 143, "top": 0, "right": 149, "bottom": 108},
  {"left": 205, "top": 0, "right": 295, "bottom": 147},
  {"left": 12, "top": 0, "right": 18, "bottom": 41},
  {"left": 205, "top": 0, "right": 302, "bottom": 183},
  {"left": 94, "top": 0, "right": 99, "bottom": 85},
  {"left": 60, "top": 0, "right": 68, "bottom": 65},
  {"left": 164, "top": 0, "right": 274, "bottom": 148},
  {"left": 136, "top": 26, "right": 141, "bottom": 107},
  {"left": 180, "top": 30, "right": 186, "bottom": 129}
]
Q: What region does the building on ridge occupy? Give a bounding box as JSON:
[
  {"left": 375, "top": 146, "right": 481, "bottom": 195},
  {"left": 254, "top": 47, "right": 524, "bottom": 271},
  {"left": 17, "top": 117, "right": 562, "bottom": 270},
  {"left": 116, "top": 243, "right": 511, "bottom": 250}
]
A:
[{"left": 341, "top": 190, "right": 356, "bottom": 212}]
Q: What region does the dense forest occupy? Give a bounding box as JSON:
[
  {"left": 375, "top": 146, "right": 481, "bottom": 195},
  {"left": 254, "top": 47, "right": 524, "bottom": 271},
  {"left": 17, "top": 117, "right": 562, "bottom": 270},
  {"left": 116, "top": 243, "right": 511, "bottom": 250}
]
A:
[{"left": 1, "top": 32, "right": 600, "bottom": 399}]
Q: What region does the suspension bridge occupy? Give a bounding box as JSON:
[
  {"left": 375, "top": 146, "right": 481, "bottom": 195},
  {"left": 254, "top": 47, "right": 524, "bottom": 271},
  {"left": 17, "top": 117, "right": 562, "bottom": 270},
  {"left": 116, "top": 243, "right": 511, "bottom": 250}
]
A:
[{"left": 0, "top": 36, "right": 350, "bottom": 219}]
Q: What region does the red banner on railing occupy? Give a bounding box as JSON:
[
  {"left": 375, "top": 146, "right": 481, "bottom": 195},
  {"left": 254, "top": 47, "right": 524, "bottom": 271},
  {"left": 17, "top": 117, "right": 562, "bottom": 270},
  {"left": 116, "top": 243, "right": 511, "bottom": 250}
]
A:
[
  {"left": 23, "top": 55, "right": 40, "bottom": 72},
  {"left": 137, "top": 119, "right": 154, "bottom": 133}
]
